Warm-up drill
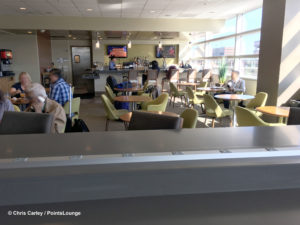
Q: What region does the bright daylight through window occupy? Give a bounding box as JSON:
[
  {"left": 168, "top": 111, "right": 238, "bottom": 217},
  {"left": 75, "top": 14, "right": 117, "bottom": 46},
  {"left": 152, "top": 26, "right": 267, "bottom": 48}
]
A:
[{"left": 189, "top": 8, "right": 263, "bottom": 79}]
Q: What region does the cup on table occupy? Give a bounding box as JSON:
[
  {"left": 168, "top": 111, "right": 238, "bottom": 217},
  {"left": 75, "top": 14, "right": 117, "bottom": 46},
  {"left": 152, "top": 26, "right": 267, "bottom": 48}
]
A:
[{"left": 20, "top": 93, "right": 26, "bottom": 98}]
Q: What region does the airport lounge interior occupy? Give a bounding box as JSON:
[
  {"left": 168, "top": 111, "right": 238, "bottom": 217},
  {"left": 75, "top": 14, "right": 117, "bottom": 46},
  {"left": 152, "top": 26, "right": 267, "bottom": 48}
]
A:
[{"left": 0, "top": 0, "right": 300, "bottom": 224}]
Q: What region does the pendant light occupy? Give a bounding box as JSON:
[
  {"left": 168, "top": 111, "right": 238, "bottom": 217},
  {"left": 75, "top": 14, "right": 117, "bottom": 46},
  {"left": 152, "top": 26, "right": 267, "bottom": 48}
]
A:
[
  {"left": 128, "top": 40, "right": 132, "bottom": 49},
  {"left": 158, "top": 41, "right": 163, "bottom": 49}
]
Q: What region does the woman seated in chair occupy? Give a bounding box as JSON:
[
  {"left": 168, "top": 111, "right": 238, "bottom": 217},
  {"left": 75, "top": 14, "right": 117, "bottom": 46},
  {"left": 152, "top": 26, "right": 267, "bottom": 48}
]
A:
[{"left": 10, "top": 72, "right": 32, "bottom": 98}]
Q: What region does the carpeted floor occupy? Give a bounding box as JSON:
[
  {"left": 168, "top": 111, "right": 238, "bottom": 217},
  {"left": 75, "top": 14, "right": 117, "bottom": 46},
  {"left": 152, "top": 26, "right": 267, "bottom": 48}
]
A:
[{"left": 79, "top": 96, "right": 232, "bottom": 132}]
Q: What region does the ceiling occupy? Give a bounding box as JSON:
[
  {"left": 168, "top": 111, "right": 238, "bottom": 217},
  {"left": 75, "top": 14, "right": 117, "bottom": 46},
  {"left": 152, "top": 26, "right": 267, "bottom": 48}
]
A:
[
  {"left": 0, "top": 0, "right": 262, "bottom": 19},
  {"left": 0, "top": 29, "right": 198, "bottom": 41}
]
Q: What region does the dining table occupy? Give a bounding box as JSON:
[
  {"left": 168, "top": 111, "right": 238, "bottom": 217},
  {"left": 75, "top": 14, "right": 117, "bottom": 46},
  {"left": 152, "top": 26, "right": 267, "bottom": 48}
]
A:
[
  {"left": 256, "top": 106, "right": 290, "bottom": 123},
  {"left": 10, "top": 97, "right": 30, "bottom": 111},
  {"left": 197, "top": 87, "right": 226, "bottom": 93},
  {"left": 114, "top": 95, "right": 151, "bottom": 111},
  {"left": 215, "top": 94, "right": 255, "bottom": 127},
  {"left": 114, "top": 87, "right": 143, "bottom": 96}
]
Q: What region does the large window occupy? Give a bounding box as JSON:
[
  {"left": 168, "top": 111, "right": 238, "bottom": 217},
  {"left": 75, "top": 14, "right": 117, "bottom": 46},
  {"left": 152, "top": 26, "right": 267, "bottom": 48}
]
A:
[{"left": 188, "top": 8, "right": 262, "bottom": 79}]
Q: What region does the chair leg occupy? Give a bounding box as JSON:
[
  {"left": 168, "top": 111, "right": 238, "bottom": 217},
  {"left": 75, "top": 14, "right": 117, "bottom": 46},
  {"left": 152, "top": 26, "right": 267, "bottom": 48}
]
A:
[
  {"left": 173, "top": 96, "right": 175, "bottom": 108},
  {"left": 105, "top": 119, "right": 109, "bottom": 131},
  {"left": 212, "top": 118, "right": 215, "bottom": 128},
  {"left": 123, "top": 121, "right": 128, "bottom": 130},
  {"left": 204, "top": 117, "right": 207, "bottom": 126},
  {"left": 229, "top": 117, "right": 233, "bottom": 127}
]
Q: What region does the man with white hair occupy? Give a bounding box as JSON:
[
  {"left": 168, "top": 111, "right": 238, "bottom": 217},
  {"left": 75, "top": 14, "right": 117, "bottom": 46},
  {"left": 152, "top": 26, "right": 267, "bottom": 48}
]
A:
[{"left": 25, "top": 83, "right": 66, "bottom": 133}]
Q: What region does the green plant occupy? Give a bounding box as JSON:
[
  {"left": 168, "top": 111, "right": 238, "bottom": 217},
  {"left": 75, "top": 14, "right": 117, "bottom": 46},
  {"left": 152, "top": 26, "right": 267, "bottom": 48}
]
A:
[{"left": 219, "top": 58, "right": 227, "bottom": 84}]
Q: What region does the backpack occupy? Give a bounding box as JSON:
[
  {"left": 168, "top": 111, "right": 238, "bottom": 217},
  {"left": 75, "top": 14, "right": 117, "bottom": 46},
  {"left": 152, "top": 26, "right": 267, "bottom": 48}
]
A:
[{"left": 65, "top": 118, "right": 90, "bottom": 132}]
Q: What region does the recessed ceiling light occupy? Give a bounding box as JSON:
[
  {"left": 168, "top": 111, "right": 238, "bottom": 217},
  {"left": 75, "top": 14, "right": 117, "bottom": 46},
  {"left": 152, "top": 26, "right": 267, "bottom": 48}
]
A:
[
  {"left": 73, "top": 37, "right": 77, "bottom": 40},
  {"left": 27, "top": 31, "right": 32, "bottom": 34},
  {"left": 20, "top": 7, "right": 27, "bottom": 10},
  {"left": 40, "top": 29, "right": 46, "bottom": 33},
  {"left": 150, "top": 10, "right": 156, "bottom": 13},
  {"left": 209, "top": 11, "right": 216, "bottom": 14},
  {"left": 86, "top": 8, "right": 93, "bottom": 11}
]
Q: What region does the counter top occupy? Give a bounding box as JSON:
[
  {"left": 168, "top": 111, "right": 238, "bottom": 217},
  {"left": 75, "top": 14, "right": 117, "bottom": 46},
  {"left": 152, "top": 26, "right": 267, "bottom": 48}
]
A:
[
  {"left": 0, "top": 126, "right": 299, "bottom": 159},
  {"left": 0, "top": 126, "right": 300, "bottom": 207}
]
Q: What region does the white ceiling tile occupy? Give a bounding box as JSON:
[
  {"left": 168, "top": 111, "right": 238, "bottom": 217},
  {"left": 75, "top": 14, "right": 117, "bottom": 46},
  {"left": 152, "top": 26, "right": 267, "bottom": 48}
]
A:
[{"left": 0, "top": 0, "right": 263, "bottom": 19}]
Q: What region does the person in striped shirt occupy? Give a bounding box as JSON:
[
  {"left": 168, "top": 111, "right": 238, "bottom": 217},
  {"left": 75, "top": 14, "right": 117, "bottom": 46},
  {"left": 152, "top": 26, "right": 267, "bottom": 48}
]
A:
[{"left": 49, "top": 69, "right": 71, "bottom": 106}]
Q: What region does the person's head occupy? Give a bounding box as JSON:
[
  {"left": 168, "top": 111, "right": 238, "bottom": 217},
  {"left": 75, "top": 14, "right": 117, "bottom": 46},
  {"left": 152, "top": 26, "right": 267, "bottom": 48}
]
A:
[
  {"left": 110, "top": 55, "right": 116, "bottom": 62},
  {"left": 231, "top": 70, "right": 240, "bottom": 81},
  {"left": 49, "top": 69, "right": 62, "bottom": 83},
  {"left": 51, "top": 62, "right": 55, "bottom": 67},
  {"left": 25, "top": 83, "right": 47, "bottom": 105},
  {"left": 151, "top": 60, "right": 159, "bottom": 69},
  {"left": 19, "top": 72, "right": 32, "bottom": 86}
]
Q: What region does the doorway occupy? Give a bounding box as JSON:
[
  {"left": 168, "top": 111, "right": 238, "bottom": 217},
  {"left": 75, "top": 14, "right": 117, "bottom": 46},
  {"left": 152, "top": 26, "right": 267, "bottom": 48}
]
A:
[{"left": 71, "top": 46, "right": 94, "bottom": 97}]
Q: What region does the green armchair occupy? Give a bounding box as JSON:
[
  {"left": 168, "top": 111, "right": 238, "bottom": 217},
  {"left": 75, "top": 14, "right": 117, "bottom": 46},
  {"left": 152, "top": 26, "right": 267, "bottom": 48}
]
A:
[
  {"left": 141, "top": 93, "right": 169, "bottom": 112},
  {"left": 181, "top": 108, "right": 198, "bottom": 128},
  {"left": 203, "top": 94, "right": 233, "bottom": 128},
  {"left": 101, "top": 94, "right": 129, "bottom": 131},
  {"left": 169, "top": 82, "right": 186, "bottom": 108},
  {"left": 246, "top": 92, "right": 268, "bottom": 116},
  {"left": 235, "top": 106, "right": 285, "bottom": 127}
]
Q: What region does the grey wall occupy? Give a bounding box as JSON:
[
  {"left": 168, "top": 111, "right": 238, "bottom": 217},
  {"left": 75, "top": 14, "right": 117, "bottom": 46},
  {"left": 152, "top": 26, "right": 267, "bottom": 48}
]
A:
[{"left": 0, "top": 34, "right": 40, "bottom": 83}]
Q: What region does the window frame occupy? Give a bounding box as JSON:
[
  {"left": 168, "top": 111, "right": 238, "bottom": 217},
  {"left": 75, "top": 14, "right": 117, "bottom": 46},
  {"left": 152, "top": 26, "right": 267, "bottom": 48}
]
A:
[{"left": 189, "top": 8, "right": 262, "bottom": 79}]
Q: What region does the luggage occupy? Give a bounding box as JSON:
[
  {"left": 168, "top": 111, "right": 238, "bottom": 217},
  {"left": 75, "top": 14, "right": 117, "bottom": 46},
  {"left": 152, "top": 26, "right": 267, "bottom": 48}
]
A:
[{"left": 64, "top": 85, "right": 90, "bottom": 133}]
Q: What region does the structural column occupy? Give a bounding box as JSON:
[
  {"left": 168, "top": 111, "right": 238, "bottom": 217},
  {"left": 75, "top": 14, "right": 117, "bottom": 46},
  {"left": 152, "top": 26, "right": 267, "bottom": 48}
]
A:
[{"left": 257, "top": 0, "right": 300, "bottom": 106}]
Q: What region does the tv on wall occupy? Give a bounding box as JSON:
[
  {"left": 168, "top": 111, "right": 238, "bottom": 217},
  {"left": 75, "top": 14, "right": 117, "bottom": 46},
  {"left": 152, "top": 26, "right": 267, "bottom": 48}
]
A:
[
  {"left": 156, "top": 45, "right": 176, "bottom": 58},
  {"left": 107, "top": 45, "right": 128, "bottom": 58}
]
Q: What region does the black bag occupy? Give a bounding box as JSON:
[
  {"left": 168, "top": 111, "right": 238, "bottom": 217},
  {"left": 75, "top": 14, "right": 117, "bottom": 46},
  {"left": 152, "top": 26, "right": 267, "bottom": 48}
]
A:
[{"left": 71, "top": 119, "right": 90, "bottom": 132}]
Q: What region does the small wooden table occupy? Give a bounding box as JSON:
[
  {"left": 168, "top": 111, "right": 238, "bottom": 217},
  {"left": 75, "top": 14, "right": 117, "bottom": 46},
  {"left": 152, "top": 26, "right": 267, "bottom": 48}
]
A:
[
  {"left": 215, "top": 94, "right": 255, "bottom": 127},
  {"left": 177, "top": 82, "right": 200, "bottom": 91},
  {"left": 114, "top": 96, "right": 151, "bottom": 111},
  {"left": 256, "top": 106, "right": 290, "bottom": 123}
]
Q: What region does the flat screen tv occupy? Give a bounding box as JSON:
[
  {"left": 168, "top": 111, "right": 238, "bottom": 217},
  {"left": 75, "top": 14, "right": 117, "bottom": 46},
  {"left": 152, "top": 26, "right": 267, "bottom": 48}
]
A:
[
  {"left": 156, "top": 45, "right": 176, "bottom": 58},
  {"left": 107, "top": 45, "right": 128, "bottom": 58}
]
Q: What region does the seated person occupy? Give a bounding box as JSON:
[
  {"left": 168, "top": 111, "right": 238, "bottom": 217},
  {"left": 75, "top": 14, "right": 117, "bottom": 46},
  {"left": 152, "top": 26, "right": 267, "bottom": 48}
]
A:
[
  {"left": 10, "top": 72, "right": 32, "bottom": 97},
  {"left": 25, "top": 83, "right": 66, "bottom": 134},
  {"left": 0, "top": 89, "right": 14, "bottom": 122},
  {"left": 143, "top": 60, "right": 160, "bottom": 85},
  {"left": 222, "top": 70, "right": 246, "bottom": 108},
  {"left": 109, "top": 55, "right": 117, "bottom": 70},
  {"left": 49, "top": 69, "right": 71, "bottom": 106}
]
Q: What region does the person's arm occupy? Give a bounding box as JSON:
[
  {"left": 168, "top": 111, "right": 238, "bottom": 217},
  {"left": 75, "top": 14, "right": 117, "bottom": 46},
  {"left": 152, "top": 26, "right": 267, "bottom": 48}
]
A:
[
  {"left": 50, "top": 86, "right": 61, "bottom": 104},
  {"left": 10, "top": 86, "right": 21, "bottom": 97},
  {"left": 5, "top": 99, "right": 15, "bottom": 112},
  {"left": 234, "top": 80, "right": 246, "bottom": 93}
]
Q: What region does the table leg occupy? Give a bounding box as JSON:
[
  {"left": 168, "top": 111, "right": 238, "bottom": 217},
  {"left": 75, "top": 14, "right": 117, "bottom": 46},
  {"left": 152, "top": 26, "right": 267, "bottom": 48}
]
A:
[{"left": 231, "top": 101, "right": 237, "bottom": 127}]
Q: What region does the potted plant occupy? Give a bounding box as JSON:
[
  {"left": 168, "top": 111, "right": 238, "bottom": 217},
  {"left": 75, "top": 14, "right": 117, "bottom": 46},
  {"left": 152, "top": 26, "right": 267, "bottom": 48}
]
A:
[{"left": 218, "top": 58, "right": 227, "bottom": 85}]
